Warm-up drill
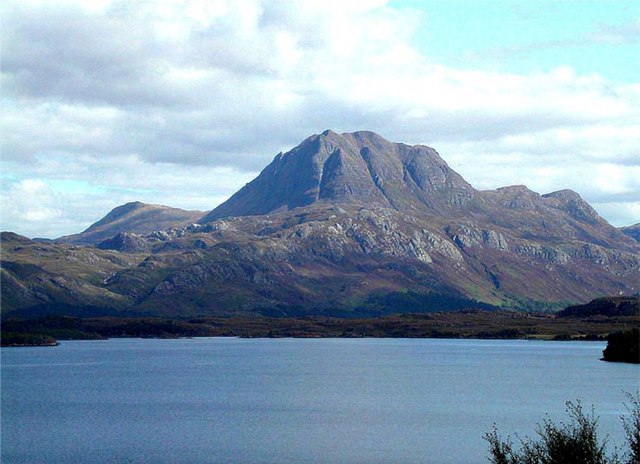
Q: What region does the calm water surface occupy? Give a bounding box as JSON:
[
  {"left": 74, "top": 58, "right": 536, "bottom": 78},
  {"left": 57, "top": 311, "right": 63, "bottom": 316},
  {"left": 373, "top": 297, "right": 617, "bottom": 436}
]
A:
[{"left": 2, "top": 338, "right": 638, "bottom": 463}]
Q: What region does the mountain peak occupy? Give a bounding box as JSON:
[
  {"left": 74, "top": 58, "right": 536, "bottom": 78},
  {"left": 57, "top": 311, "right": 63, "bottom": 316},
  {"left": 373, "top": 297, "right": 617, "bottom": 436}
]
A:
[
  {"left": 87, "top": 201, "right": 152, "bottom": 230},
  {"left": 201, "top": 131, "right": 475, "bottom": 222},
  {"left": 542, "top": 189, "right": 603, "bottom": 224}
]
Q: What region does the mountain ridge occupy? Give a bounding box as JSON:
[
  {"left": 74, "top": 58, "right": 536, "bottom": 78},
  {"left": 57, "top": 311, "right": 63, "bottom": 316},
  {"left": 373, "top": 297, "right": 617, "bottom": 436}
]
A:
[
  {"left": 1, "top": 130, "right": 638, "bottom": 318},
  {"left": 200, "top": 130, "right": 633, "bottom": 255}
]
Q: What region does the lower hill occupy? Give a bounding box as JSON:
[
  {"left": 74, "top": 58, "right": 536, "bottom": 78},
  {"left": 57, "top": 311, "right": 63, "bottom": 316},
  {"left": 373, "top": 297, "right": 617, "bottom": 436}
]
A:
[
  {"left": 620, "top": 223, "right": 640, "bottom": 242},
  {"left": 56, "top": 202, "right": 203, "bottom": 245},
  {"left": 1, "top": 203, "right": 638, "bottom": 319},
  {"left": 3, "top": 303, "right": 638, "bottom": 347},
  {"left": 557, "top": 297, "right": 640, "bottom": 318}
]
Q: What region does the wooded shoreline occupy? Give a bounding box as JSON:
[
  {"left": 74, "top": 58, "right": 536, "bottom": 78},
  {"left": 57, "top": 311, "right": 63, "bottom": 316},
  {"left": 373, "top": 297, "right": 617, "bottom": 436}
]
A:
[{"left": 2, "top": 310, "right": 636, "bottom": 342}]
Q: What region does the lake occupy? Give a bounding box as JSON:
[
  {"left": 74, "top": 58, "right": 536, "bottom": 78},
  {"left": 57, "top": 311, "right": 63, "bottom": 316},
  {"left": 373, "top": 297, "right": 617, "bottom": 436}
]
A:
[{"left": 2, "top": 338, "right": 638, "bottom": 463}]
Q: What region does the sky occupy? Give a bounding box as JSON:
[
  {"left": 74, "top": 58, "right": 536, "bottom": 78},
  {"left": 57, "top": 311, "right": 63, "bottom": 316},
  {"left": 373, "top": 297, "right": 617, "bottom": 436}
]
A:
[{"left": 1, "top": 0, "right": 639, "bottom": 238}]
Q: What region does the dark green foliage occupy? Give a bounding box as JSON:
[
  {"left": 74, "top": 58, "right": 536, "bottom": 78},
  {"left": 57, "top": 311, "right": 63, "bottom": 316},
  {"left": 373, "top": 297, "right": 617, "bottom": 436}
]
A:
[
  {"left": 1, "top": 316, "right": 105, "bottom": 345},
  {"left": 486, "top": 398, "right": 640, "bottom": 464},
  {"left": 603, "top": 328, "right": 640, "bottom": 364},
  {"left": 356, "top": 290, "right": 498, "bottom": 315},
  {"left": 2, "top": 309, "right": 638, "bottom": 344},
  {"left": 622, "top": 393, "right": 640, "bottom": 464},
  {"left": 558, "top": 298, "right": 640, "bottom": 318},
  {"left": 1, "top": 332, "right": 58, "bottom": 346},
  {"left": 485, "top": 429, "right": 518, "bottom": 464},
  {"left": 0, "top": 315, "right": 225, "bottom": 345},
  {"left": 535, "top": 403, "right": 610, "bottom": 464},
  {"left": 485, "top": 402, "right": 617, "bottom": 464},
  {"left": 506, "top": 296, "right": 573, "bottom": 312}
]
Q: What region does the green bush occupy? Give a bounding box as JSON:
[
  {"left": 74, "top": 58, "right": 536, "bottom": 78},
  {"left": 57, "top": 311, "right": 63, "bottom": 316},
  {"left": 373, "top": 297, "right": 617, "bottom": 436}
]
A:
[
  {"left": 485, "top": 396, "right": 640, "bottom": 464},
  {"left": 603, "top": 328, "right": 640, "bottom": 364},
  {"left": 622, "top": 394, "right": 640, "bottom": 464}
]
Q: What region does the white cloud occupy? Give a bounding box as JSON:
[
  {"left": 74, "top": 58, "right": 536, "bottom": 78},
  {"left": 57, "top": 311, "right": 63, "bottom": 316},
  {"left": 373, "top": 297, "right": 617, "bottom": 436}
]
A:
[
  {"left": 593, "top": 164, "right": 640, "bottom": 196},
  {"left": 1, "top": 157, "right": 256, "bottom": 238},
  {"left": 1, "top": 180, "right": 65, "bottom": 236},
  {"left": 594, "top": 202, "right": 640, "bottom": 228},
  {"left": 1, "top": 0, "right": 639, "bottom": 237}
]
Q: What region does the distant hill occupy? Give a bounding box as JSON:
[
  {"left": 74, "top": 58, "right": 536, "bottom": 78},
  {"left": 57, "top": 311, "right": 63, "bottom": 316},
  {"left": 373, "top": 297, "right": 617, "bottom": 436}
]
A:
[
  {"left": 557, "top": 297, "right": 640, "bottom": 318},
  {"left": 0, "top": 232, "right": 141, "bottom": 315},
  {"left": 57, "top": 202, "right": 203, "bottom": 245},
  {"left": 2, "top": 131, "right": 638, "bottom": 318},
  {"left": 620, "top": 223, "right": 640, "bottom": 242}
]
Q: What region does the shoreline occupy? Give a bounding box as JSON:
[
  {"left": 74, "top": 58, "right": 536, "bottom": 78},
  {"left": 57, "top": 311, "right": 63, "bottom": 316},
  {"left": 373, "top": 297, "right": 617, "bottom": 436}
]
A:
[{"left": 2, "top": 311, "right": 637, "bottom": 363}]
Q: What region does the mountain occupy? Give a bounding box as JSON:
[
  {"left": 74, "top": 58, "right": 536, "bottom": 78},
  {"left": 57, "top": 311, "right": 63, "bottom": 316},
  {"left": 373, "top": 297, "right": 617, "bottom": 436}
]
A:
[
  {"left": 201, "top": 130, "right": 475, "bottom": 222},
  {"left": 621, "top": 223, "right": 640, "bottom": 242},
  {"left": 2, "top": 131, "right": 639, "bottom": 318},
  {"left": 201, "top": 131, "right": 626, "bottom": 251},
  {"left": 57, "top": 202, "right": 203, "bottom": 245}
]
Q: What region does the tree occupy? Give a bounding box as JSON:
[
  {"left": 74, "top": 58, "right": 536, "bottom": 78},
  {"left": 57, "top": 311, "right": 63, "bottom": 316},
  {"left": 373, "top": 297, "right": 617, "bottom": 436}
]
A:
[
  {"left": 484, "top": 397, "right": 640, "bottom": 464},
  {"left": 621, "top": 393, "right": 640, "bottom": 464},
  {"left": 602, "top": 328, "right": 640, "bottom": 364}
]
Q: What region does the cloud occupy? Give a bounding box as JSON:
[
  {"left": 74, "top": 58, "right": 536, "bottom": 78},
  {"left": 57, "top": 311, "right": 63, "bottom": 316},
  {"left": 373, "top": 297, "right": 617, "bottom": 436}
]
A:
[
  {"left": 1, "top": 156, "right": 256, "bottom": 238},
  {"left": 470, "top": 17, "right": 640, "bottom": 62},
  {"left": 1, "top": 0, "right": 639, "bottom": 237},
  {"left": 594, "top": 202, "right": 640, "bottom": 229},
  {"left": 588, "top": 19, "right": 640, "bottom": 45}
]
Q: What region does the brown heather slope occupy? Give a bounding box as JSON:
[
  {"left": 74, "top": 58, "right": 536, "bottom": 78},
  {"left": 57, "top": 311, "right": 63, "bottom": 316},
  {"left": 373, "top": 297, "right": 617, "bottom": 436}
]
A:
[{"left": 0, "top": 232, "right": 144, "bottom": 314}]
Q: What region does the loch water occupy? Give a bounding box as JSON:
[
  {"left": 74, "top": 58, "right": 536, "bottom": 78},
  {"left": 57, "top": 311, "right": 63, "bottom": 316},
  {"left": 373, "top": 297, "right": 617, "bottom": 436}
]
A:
[{"left": 2, "top": 338, "right": 638, "bottom": 464}]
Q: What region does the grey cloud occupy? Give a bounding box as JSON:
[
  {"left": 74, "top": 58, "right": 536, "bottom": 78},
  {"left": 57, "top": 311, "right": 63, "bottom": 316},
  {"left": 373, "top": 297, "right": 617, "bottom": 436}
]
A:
[
  {"left": 2, "top": 5, "right": 164, "bottom": 106},
  {"left": 2, "top": 0, "right": 344, "bottom": 108},
  {"left": 2, "top": 4, "right": 270, "bottom": 108},
  {"left": 2, "top": 1, "right": 375, "bottom": 170},
  {"left": 1, "top": 0, "right": 639, "bottom": 236},
  {"left": 2, "top": 0, "right": 600, "bottom": 169}
]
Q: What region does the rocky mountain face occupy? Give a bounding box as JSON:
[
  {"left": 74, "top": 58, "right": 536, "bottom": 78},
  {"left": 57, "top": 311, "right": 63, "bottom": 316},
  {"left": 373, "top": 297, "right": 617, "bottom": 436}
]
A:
[
  {"left": 201, "top": 130, "right": 475, "bottom": 222},
  {"left": 2, "top": 131, "right": 638, "bottom": 318}
]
